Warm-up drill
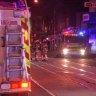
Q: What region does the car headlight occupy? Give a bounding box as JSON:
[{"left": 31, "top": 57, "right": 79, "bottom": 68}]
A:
[
  {"left": 80, "top": 49, "right": 85, "bottom": 55},
  {"left": 63, "top": 48, "right": 68, "bottom": 55}
]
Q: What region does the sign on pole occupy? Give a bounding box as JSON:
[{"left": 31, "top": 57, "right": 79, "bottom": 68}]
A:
[
  {"left": 82, "top": 14, "right": 90, "bottom": 22},
  {"left": 84, "top": 2, "right": 96, "bottom": 7}
]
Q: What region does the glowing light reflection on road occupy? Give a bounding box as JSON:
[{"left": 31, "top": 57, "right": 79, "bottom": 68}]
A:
[
  {"left": 79, "top": 74, "right": 85, "bottom": 76},
  {"left": 62, "top": 64, "right": 68, "bottom": 67},
  {"left": 63, "top": 59, "right": 70, "bottom": 62},
  {"left": 79, "top": 69, "right": 85, "bottom": 72},
  {"left": 81, "top": 64, "right": 86, "bottom": 67}
]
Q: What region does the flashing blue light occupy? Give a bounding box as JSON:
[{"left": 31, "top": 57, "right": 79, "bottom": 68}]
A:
[
  {"left": 78, "top": 31, "right": 85, "bottom": 36},
  {"left": 16, "top": 1, "right": 26, "bottom": 9},
  {"left": 79, "top": 32, "right": 84, "bottom": 36}
]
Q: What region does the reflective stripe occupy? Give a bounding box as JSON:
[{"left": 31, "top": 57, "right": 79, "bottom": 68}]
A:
[
  {"left": 25, "top": 58, "right": 30, "bottom": 68},
  {"left": 21, "top": 17, "right": 30, "bottom": 74},
  {"left": 24, "top": 43, "right": 30, "bottom": 53}
]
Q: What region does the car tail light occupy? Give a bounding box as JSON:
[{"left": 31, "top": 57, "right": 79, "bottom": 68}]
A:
[
  {"left": 11, "top": 82, "right": 20, "bottom": 89},
  {"left": 11, "top": 82, "right": 29, "bottom": 89}
]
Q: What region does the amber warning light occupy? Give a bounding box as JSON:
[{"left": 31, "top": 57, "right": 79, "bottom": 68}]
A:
[{"left": 21, "top": 82, "right": 29, "bottom": 88}]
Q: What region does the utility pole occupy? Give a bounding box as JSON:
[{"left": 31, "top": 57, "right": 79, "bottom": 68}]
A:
[
  {"left": 53, "top": 8, "right": 56, "bottom": 36},
  {"left": 53, "top": 7, "right": 56, "bottom": 50}
]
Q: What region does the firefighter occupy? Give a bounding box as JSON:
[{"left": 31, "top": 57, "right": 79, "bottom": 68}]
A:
[
  {"left": 34, "top": 40, "right": 42, "bottom": 61},
  {"left": 41, "top": 39, "right": 48, "bottom": 61}
]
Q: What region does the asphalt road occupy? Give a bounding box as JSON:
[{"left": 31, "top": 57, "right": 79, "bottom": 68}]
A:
[{"left": 30, "top": 57, "right": 96, "bottom": 96}]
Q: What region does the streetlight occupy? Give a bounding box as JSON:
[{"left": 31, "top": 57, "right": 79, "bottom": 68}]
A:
[{"left": 34, "top": 0, "right": 38, "bottom": 3}]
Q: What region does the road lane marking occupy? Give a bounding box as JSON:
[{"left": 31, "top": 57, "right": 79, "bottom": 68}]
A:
[
  {"left": 49, "top": 58, "right": 96, "bottom": 68},
  {"left": 40, "top": 61, "right": 65, "bottom": 70},
  {"left": 61, "top": 60, "right": 96, "bottom": 78},
  {"left": 32, "top": 60, "right": 96, "bottom": 86},
  {"left": 70, "top": 66, "right": 94, "bottom": 74},
  {"left": 66, "top": 66, "right": 96, "bottom": 84},
  {"left": 31, "top": 60, "right": 96, "bottom": 89},
  {"left": 42, "top": 60, "right": 96, "bottom": 84},
  {"left": 31, "top": 78, "right": 56, "bottom": 96},
  {"left": 31, "top": 63, "right": 56, "bottom": 75},
  {"left": 79, "top": 82, "right": 93, "bottom": 90},
  {"left": 68, "top": 60, "right": 96, "bottom": 68},
  {"left": 40, "top": 60, "right": 96, "bottom": 76},
  {"left": 48, "top": 58, "right": 96, "bottom": 75}
]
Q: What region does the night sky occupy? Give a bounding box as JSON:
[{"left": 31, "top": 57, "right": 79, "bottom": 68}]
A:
[
  {"left": 0, "top": 0, "right": 89, "bottom": 15},
  {"left": 31, "top": 0, "right": 89, "bottom": 13},
  {"left": 30, "top": 0, "right": 89, "bottom": 23},
  {"left": 0, "top": 0, "right": 89, "bottom": 33}
]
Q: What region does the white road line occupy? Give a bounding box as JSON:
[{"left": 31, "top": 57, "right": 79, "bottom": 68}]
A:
[
  {"left": 38, "top": 60, "right": 96, "bottom": 76},
  {"left": 49, "top": 59, "right": 96, "bottom": 74},
  {"left": 31, "top": 78, "right": 56, "bottom": 96},
  {"left": 31, "top": 63, "right": 56, "bottom": 75},
  {"left": 37, "top": 61, "right": 95, "bottom": 89},
  {"left": 68, "top": 60, "right": 96, "bottom": 68},
  {"left": 85, "top": 58, "right": 96, "bottom": 63},
  {"left": 45, "top": 60, "right": 96, "bottom": 75},
  {"left": 50, "top": 58, "right": 96, "bottom": 68},
  {"left": 41, "top": 61, "right": 96, "bottom": 84},
  {"left": 79, "top": 83, "right": 93, "bottom": 90},
  {"left": 31, "top": 61, "right": 96, "bottom": 90},
  {"left": 32, "top": 60, "right": 96, "bottom": 85},
  {"left": 43, "top": 61, "right": 65, "bottom": 70},
  {"left": 77, "top": 73, "right": 96, "bottom": 87},
  {"left": 70, "top": 66, "right": 95, "bottom": 75}
]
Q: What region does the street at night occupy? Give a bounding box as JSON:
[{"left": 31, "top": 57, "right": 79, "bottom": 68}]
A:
[
  {"left": 30, "top": 56, "right": 96, "bottom": 96},
  {"left": 0, "top": 0, "right": 96, "bottom": 96}
]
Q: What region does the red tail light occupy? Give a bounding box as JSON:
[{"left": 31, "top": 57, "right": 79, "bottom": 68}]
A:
[{"left": 11, "top": 82, "right": 20, "bottom": 89}]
